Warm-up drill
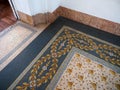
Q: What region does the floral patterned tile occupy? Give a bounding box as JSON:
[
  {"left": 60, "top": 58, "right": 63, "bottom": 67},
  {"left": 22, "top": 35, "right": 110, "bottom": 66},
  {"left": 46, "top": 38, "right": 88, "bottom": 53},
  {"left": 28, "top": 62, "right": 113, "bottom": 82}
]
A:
[{"left": 55, "top": 53, "right": 120, "bottom": 90}]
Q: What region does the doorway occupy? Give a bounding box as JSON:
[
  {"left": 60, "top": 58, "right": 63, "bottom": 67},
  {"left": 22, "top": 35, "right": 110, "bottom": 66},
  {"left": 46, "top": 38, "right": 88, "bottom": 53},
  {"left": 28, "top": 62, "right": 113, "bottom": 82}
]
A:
[{"left": 0, "top": 0, "right": 17, "bottom": 32}]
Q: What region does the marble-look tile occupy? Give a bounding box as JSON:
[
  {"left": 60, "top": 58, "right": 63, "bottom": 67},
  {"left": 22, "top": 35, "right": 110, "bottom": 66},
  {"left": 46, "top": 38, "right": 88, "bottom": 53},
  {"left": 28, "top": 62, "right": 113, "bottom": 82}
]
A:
[
  {"left": 0, "top": 22, "right": 49, "bottom": 71},
  {"left": 115, "top": 24, "right": 120, "bottom": 35},
  {"left": 57, "top": 6, "right": 120, "bottom": 36}
]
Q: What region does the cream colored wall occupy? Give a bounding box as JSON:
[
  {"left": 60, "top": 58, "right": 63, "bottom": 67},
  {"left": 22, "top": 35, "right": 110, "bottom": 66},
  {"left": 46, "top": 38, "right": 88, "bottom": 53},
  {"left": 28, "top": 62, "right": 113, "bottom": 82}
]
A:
[
  {"left": 14, "top": 0, "right": 60, "bottom": 16},
  {"left": 29, "top": 0, "right": 60, "bottom": 15},
  {"left": 14, "top": 0, "right": 31, "bottom": 15},
  {"left": 13, "top": 0, "right": 120, "bottom": 23},
  {"left": 60, "top": 0, "right": 120, "bottom": 23}
]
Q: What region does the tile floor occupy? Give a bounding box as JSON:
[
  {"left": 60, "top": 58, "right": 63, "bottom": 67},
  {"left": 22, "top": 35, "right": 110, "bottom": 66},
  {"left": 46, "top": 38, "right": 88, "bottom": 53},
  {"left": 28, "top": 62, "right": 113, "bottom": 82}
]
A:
[{"left": 0, "top": 22, "right": 49, "bottom": 71}]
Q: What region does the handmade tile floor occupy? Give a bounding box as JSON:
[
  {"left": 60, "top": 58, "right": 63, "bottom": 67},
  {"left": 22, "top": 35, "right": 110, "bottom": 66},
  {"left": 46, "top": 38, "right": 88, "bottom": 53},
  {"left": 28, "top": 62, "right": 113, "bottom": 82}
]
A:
[
  {"left": 54, "top": 53, "right": 120, "bottom": 90},
  {"left": 0, "top": 22, "right": 49, "bottom": 71}
]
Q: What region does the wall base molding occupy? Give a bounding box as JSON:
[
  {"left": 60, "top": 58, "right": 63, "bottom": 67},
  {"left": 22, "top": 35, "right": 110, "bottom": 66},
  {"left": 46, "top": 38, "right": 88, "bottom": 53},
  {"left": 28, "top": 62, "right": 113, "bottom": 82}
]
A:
[
  {"left": 18, "top": 6, "right": 120, "bottom": 36},
  {"left": 18, "top": 11, "right": 49, "bottom": 25},
  {"left": 53, "top": 6, "right": 120, "bottom": 36},
  {"left": 17, "top": 11, "right": 34, "bottom": 26}
]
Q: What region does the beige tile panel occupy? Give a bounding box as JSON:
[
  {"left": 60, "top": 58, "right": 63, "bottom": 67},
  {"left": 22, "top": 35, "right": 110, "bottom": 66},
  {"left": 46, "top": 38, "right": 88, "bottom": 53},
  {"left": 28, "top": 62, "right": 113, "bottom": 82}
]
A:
[
  {"left": 55, "top": 53, "right": 120, "bottom": 90},
  {"left": 0, "top": 25, "right": 32, "bottom": 60},
  {"left": 0, "top": 22, "right": 49, "bottom": 71}
]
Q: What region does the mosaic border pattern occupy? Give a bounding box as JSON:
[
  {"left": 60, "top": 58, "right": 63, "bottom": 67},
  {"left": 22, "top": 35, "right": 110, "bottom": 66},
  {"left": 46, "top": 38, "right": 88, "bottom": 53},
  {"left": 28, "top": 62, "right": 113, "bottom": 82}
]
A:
[
  {"left": 8, "top": 24, "right": 65, "bottom": 90},
  {"left": 46, "top": 47, "right": 120, "bottom": 90},
  {"left": 8, "top": 26, "right": 120, "bottom": 90}
]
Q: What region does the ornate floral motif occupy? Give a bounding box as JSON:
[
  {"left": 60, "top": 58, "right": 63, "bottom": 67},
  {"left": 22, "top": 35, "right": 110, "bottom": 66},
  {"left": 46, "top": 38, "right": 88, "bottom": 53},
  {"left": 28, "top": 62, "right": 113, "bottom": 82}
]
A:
[
  {"left": 55, "top": 53, "right": 120, "bottom": 90},
  {"left": 15, "top": 27, "right": 120, "bottom": 90},
  {"left": 97, "top": 44, "right": 120, "bottom": 65}
]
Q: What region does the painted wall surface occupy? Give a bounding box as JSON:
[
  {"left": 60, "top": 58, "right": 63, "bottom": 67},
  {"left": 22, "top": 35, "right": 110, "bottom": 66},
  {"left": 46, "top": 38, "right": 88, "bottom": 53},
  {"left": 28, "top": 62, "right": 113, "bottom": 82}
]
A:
[
  {"left": 28, "top": 0, "right": 47, "bottom": 15},
  {"left": 61, "top": 0, "right": 120, "bottom": 23},
  {"left": 29, "top": 0, "right": 60, "bottom": 15},
  {"left": 14, "top": 0, "right": 31, "bottom": 15},
  {"left": 14, "top": 0, "right": 60, "bottom": 16},
  {"left": 47, "top": 0, "right": 60, "bottom": 12}
]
